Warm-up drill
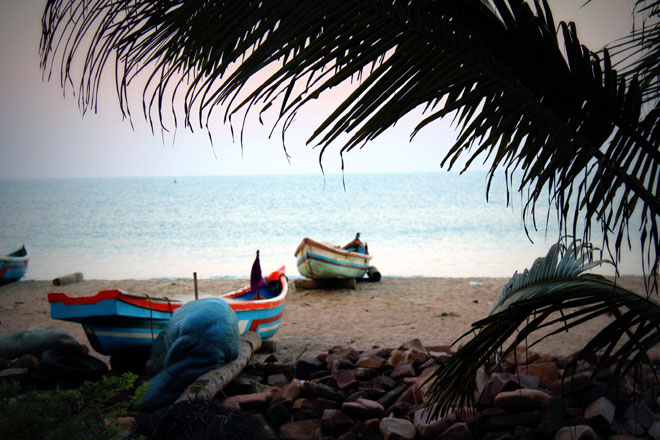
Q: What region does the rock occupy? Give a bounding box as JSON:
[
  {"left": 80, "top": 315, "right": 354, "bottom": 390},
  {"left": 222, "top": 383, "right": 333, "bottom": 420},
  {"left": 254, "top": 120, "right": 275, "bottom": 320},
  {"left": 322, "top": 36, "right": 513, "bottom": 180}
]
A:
[
  {"left": 551, "top": 371, "right": 593, "bottom": 396},
  {"left": 272, "top": 379, "right": 304, "bottom": 405},
  {"left": 293, "top": 408, "right": 321, "bottom": 422},
  {"left": 267, "top": 373, "right": 289, "bottom": 387},
  {"left": 267, "top": 402, "right": 292, "bottom": 426},
  {"left": 648, "top": 421, "right": 660, "bottom": 440},
  {"left": 341, "top": 398, "right": 385, "bottom": 420},
  {"left": 379, "top": 417, "right": 416, "bottom": 440},
  {"left": 378, "top": 385, "right": 407, "bottom": 409},
  {"left": 313, "top": 397, "right": 338, "bottom": 413},
  {"left": 504, "top": 347, "right": 540, "bottom": 366},
  {"left": 554, "top": 425, "right": 597, "bottom": 440},
  {"left": 414, "top": 408, "right": 456, "bottom": 439},
  {"left": 304, "top": 380, "right": 344, "bottom": 401},
  {"left": 279, "top": 419, "right": 322, "bottom": 440},
  {"left": 223, "top": 388, "right": 276, "bottom": 411},
  {"left": 327, "top": 347, "right": 360, "bottom": 363},
  {"left": 374, "top": 374, "right": 397, "bottom": 390},
  {"left": 493, "top": 389, "right": 552, "bottom": 410},
  {"left": 483, "top": 410, "right": 540, "bottom": 430},
  {"left": 354, "top": 367, "right": 379, "bottom": 380},
  {"left": 583, "top": 396, "right": 615, "bottom": 432},
  {"left": 296, "top": 357, "right": 325, "bottom": 380},
  {"left": 333, "top": 369, "right": 357, "bottom": 389},
  {"left": 388, "top": 350, "right": 407, "bottom": 368},
  {"left": 478, "top": 373, "right": 538, "bottom": 406},
  {"left": 439, "top": 422, "right": 473, "bottom": 440},
  {"left": 391, "top": 363, "right": 416, "bottom": 379},
  {"left": 322, "top": 409, "right": 354, "bottom": 435},
  {"left": 623, "top": 399, "right": 654, "bottom": 430},
  {"left": 516, "top": 362, "right": 559, "bottom": 388},
  {"left": 356, "top": 356, "right": 387, "bottom": 370},
  {"left": 339, "top": 420, "right": 382, "bottom": 440}
]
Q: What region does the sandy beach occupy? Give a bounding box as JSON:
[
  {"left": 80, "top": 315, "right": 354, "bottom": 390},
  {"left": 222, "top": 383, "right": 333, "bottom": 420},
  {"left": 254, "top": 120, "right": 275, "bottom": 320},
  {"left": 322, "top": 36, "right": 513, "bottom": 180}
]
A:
[{"left": 0, "top": 275, "right": 650, "bottom": 365}]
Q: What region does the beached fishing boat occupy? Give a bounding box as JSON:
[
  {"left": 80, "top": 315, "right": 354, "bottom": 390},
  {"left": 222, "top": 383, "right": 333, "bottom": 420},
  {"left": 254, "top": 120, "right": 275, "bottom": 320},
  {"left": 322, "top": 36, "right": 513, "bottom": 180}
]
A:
[
  {"left": 295, "top": 234, "right": 373, "bottom": 280},
  {"left": 47, "top": 266, "right": 288, "bottom": 356},
  {"left": 0, "top": 245, "right": 29, "bottom": 284}
]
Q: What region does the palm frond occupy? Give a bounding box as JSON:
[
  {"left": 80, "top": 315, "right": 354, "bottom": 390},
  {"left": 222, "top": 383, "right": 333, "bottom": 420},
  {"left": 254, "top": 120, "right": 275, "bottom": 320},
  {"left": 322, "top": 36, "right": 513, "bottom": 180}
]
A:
[
  {"left": 39, "top": 0, "right": 660, "bottom": 288},
  {"left": 424, "top": 239, "right": 660, "bottom": 418}
]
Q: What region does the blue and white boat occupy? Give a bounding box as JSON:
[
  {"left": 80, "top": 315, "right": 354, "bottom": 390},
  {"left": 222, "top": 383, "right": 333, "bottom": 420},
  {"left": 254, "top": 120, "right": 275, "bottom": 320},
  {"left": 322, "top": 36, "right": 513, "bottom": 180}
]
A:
[
  {"left": 295, "top": 234, "right": 372, "bottom": 280},
  {"left": 47, "top": 266, "right": 288, "bottom": 356},
  {"left": 0, "top": 245, "right": 29, "bottom": 284}
]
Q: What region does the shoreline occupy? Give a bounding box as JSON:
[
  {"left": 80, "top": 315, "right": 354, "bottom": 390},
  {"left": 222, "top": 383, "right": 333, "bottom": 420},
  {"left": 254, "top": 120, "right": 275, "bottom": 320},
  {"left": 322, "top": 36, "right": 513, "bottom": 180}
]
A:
[{"left": 0, "top": 275, "right": 650, "bottom": 365}]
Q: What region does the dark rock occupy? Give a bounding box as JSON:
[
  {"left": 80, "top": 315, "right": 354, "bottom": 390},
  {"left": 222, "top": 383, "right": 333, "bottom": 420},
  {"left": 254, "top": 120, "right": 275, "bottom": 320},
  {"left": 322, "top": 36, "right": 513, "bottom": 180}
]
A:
[
  {"left": 267, "top": 373, "right": 289, "bottom": 387},
  {"left": 483, "top": 410, "right": 539, "bottom": 430},
  {"left": 267, "top": 402, "right": 291, "bottom": 427},
  {"left": 551, "top": 371, "right": 593, "bottom": 396},
  {"left": 313, "top": 397, "right": 338, "bottom": 413},
  {"left": 225, "top": 374, "right": 261, "bottom": 395},
  {"left": 296, "top": 357, "right": 325, "bottom": 380},
  {"left": 293, "top": 408, "right": 321, "bottom": 422},
  {"left": 356, "top": 356, "right": 387, "bottom": 370},
  {"left": 321, "top": 409, "right": 354, "bottom": 435},
  {"left": 374, "top": 374, "right": 397, "bottom": 390},
  {"left": 346, "top": 388, "right": 386, "bottom": 403},
  {"left": 377, "top": 385, "right": 407, "bottom": 409},
  {"left": 354, "top": 367, "right": 379, "bottom": 380},
  {"left": 223, "top": 388, "right": 276, "bottom": 411},
  {"left": 328, "top": 357, "right": 355, "bottom": 371},
  {"left": 309, "top": 370, "right": 332, "bottom": 380},
  {"left": 515, "top": 362, "right": 559, "bottom": 388},
  {"left": 251, "top": 413, "right": 280, "bottom": 440},
  {"left": 327, "top": 347, "right": 361, "bottom": 363},
  {"left": 304, "top": 380, "right": 344, "bottom": 401},
  {"left": 339, "top": 421, "right": 382, "bottom": 440}
]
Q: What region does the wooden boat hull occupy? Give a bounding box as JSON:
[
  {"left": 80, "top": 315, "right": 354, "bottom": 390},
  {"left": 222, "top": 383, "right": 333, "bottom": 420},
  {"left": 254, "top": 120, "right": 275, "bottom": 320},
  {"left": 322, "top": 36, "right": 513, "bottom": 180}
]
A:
[
  {"left": 0, "top": 245, "right": 29, "bottom": 284},
  {"left": 295, "top": 238, "right": 372, "bottom": 279},
  {"left": 48, "top": 267, "right": 288, "bottom": 356}
]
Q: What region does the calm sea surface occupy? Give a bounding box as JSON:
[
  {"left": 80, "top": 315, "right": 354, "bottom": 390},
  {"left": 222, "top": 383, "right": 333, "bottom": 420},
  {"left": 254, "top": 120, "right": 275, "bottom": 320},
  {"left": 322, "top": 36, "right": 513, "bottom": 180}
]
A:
[{"left": 0, "top": 172, "right": 643, "bottom": 280}]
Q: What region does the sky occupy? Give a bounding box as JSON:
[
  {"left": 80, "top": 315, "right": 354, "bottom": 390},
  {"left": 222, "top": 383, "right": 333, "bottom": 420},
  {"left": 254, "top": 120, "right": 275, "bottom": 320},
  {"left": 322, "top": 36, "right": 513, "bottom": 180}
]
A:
[{"left": 0, "top": 0, "right": 636, "bottom": 179}]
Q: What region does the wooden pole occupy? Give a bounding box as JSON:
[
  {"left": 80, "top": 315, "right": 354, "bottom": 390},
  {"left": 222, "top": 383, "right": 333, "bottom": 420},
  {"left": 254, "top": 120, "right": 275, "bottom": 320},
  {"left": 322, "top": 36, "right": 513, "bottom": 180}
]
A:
[
  {"left": 175, "top": 332, "right": 262, "bottom": 403},
  {"left": 52, "top": 272, "right": 84, "bottom": 286},
  {"left": 193, "top": 272, "right": 198, "bottom": 300}
]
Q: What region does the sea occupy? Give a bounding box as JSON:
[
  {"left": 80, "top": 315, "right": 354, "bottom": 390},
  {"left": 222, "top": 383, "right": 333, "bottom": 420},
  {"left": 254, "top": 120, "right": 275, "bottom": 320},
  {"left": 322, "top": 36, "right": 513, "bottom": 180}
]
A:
[{"left": 0, "top": 172, "right": 644, "bottom": 281}]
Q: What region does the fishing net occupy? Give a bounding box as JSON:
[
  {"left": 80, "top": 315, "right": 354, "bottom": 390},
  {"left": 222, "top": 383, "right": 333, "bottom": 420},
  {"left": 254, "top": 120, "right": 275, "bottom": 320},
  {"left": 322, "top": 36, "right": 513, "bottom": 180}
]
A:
[{"left": 131, "top": 399, "right": 264, "bottom": 440}]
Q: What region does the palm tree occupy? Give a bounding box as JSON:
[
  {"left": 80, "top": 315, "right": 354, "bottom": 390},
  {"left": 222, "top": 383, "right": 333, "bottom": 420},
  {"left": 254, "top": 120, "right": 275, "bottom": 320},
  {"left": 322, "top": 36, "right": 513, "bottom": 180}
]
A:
[{"left": 40, "top": 0, "right": 659, "bottom": 413}]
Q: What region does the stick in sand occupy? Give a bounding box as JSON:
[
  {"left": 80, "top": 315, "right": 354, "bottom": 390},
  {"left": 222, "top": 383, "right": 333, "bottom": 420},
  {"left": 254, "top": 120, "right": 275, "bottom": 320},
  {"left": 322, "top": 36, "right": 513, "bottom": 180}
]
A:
[{"left": 175, "top": 331, "right": 262, "bottom": 403}]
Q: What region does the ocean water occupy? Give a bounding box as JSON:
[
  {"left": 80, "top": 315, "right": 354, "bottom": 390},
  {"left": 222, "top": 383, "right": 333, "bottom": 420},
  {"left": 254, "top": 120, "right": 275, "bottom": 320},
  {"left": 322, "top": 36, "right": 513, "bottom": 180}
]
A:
[{"left": 0, "top": 172, "right": 643, "bottom": 280}]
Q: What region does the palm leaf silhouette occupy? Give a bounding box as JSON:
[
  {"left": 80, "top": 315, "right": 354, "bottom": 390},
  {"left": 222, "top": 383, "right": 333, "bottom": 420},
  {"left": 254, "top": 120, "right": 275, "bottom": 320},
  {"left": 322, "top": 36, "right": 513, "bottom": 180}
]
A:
[{"left": 424, "top": 239, "right": 660, "bottom": 418}]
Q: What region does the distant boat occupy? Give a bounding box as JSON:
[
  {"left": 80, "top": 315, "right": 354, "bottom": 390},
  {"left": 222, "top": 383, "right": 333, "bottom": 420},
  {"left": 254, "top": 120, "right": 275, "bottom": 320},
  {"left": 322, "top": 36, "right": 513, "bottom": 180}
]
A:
[
  {"left": 47, "top": 266, "right": 288, "bottom": 357},
  {"left": 0, "top": 245, "right": 29, "bottom": 284},
  {"left": 295, "top": 234, "right": 373, "bottom": 280}
]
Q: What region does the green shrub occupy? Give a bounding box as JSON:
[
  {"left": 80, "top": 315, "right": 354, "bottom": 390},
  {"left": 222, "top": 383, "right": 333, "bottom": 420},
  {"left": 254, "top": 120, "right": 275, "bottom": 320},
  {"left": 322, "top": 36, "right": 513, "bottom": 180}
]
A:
[{"left": 0, "top": 373, "right": 148, "bottom": 440}]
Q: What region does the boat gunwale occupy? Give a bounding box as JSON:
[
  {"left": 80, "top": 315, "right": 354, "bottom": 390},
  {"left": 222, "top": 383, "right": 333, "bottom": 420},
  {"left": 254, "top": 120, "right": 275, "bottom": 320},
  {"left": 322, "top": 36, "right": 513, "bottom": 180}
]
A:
[
  {"left": 294, "top": 237, "right": 372, "bottom": 262},
  {"left": 1, "top": 245, "right": 29, "bottom": 263},
  {"left": 220, "top": 266, "right": 287, "bottom": 311}
]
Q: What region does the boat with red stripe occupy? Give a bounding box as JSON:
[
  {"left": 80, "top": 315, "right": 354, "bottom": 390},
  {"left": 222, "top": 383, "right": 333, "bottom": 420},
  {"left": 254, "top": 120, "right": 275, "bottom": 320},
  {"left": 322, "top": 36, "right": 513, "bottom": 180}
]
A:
[{"left": 0, "top": 245, "right": 29, "bottom": 284}]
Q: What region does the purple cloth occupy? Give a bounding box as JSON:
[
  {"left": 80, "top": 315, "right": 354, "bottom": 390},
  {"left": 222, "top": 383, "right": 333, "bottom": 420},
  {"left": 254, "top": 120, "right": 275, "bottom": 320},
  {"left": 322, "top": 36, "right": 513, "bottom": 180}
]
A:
[{"left": 250, "top": 250, "right": 267, "bottom": 293}]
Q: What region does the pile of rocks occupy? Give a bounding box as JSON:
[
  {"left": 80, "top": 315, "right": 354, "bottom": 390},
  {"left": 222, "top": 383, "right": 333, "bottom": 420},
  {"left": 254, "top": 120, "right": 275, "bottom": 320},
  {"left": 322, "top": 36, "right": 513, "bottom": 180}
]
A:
[{"left": 217, "top": 340, "right": 660, "bottom": 440}]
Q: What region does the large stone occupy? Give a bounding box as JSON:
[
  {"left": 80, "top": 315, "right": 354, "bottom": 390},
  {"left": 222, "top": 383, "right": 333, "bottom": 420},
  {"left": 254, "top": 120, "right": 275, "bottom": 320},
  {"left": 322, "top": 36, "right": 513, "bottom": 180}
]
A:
[
  {"left": 279, "top": 419, "right": 322, "bottom": 440},
  {"left": 493, "top": 388, "right": 552, "bottom": 410},
  {"left": 554, "top": 425, "right": 597, "bottom": 440},
  {"left": 439, "top": 422, "right": 473, "bottom": 440},
  {"left": 333, "top": 369, "right": 357, "bottom": 389},
  {"left": 341, "top": 398, "right": 385, "bottom": 420},
  {"left": 223, "top": 388, "right": 276, "bottom": 411},
  {"left": 379, "top": 417, "right": 416, "bottom": 440},
  {"left": 414, "top": 408, "right": 456, "bottom": 439},
  {"left": 584, "top": 397, "right": 615, "bottom": 432},
  {"left": 327, "top": 347, "right": 360, "bottom": 363},
  {"left": 266, "top": 402, "right": 291, "bottom": 427},
  {"left": 391, "top": 363, "right": 416, "bottom": 379},
  {"left": 504, "top": 347, "right": 540, "bottom": 366},
  {"left": 327, "top": 357, "right": 355, "bottom": 371},
  {"left": 515, "top": 362, "right": 559, "bottom": 388},
  {"left": 356, "top": 356, "right": 387, "bottom": 370},
  {"left": 551, "top": 371, "right": 593, "bottom": 396},
  {"left": 271, "top": 379, "right": 304, "bottom": 405},
  {"left": 378, "top": 385, "right": 407, "bottom": 409},
  {"left": 304, "top": 380, "right": 344, "bottom": 401},
  {"left": 295, "top": 357, "right": 325, "bottom": 380},
  {"left": 321, "top": 409, "right": 354, "bottom": 435}
]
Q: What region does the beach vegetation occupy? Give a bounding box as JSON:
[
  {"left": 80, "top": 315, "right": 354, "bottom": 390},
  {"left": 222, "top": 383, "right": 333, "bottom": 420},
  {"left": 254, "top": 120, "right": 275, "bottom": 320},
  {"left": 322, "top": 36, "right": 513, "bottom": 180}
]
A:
[
  {"left": 0, "top": 372, "right": 148, "bottom": 440},
  {"left": 425, "top": 238, "right": 660, "bottom": 417}
]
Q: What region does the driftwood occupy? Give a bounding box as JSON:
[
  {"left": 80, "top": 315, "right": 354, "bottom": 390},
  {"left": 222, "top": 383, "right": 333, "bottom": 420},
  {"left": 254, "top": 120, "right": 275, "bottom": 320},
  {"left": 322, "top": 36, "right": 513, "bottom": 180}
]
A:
[
  {"left": 52, "top": 272, "right": 84, "bottom": 286},
  {"left": 175, "top": 331, "right": 262, "bottom": 403},
  {"left": 293, "top": 278, "right": 357, "bottom": 290}
]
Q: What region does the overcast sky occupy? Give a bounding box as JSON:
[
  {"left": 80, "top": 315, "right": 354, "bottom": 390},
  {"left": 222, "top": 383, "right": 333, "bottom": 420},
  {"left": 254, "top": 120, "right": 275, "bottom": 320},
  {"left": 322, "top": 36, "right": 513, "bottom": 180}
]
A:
[{"left": 0, "top": 0, "right": 635, "bottom": 179}]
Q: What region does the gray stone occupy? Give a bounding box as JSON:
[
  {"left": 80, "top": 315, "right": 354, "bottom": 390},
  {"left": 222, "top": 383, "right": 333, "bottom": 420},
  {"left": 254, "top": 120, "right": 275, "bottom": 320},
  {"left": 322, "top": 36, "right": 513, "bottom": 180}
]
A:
[
  {"left": 583, "top": 396, "right": 615, "bottom": 432},
  {"left": 413, "top": 408, "right": 456, "bottom": 440},
  {"left": 379, "top": 417, "right": 416, "bottom": 440},
  {"left": 554, "top": 425, "right": 597, "bottom": 440}
]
